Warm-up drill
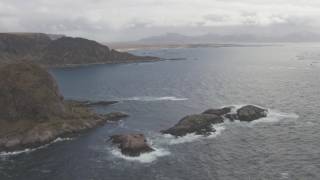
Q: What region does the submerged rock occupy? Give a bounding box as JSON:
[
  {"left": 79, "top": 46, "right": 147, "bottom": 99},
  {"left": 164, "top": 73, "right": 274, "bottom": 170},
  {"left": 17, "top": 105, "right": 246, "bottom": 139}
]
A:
[
  {"left": 202, "top": 107, "right": 232, "bottom": 116},
  {"left": 161, "top": 114, "right": 223, "bottom": 137},
  {"left": 86, "top": 101, "right": 118, "bottom": 106},
  {"left": 65, "top": 100, "right": 118, "bottom": 107},
  {"left": 224, "top": 113, "right": 238, "bottom": 121},
  {"left": 110, "top": 134, "right": 154, "bottom": 157},
  {"left": 236, "top": 105, "right": 268, "bottom": 122},
  {"left": 101, "top": 112, "right": 129, "bottom": 122}
]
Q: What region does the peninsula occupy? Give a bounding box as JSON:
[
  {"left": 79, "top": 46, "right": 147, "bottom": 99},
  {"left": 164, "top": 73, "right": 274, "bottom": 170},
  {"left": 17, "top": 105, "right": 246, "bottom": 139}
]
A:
[{"left": 0, "top": 33, "right": 159, "bottom": 67}]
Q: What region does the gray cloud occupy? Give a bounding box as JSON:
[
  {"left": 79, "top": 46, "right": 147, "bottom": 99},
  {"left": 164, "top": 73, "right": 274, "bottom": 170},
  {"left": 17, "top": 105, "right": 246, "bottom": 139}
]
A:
[{"left": 0, "top": 0, "right": 320, "bottom": 41}]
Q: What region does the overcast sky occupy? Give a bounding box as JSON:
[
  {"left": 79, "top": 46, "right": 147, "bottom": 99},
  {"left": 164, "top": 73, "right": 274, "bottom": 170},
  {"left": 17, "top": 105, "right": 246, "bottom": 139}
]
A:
[{"left": 1, "top": 0, "right": 320, "bottom": 42}]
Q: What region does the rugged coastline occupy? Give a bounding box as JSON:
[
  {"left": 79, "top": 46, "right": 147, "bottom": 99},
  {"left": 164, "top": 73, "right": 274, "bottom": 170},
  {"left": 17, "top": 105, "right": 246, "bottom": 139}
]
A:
[{"left": 0, "top": 60, "right": 269, "bottom": 156}]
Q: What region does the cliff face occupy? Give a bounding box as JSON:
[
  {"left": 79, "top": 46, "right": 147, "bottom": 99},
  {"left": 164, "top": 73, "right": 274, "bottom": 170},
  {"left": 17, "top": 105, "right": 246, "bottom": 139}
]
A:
[
  {"left": 0, "top": 33, "right": 51, "bottom": 63},
  {"left": 0, "top": 62, "right": 65, "bottom": 121},
  {"left": 40, "top": 37, "right": 111, "bottom": 66},
  {"left": 0, "top": 62, "right": 128, "bottom": 151},
  {"left": 0, "top": 33, "right": 158, "bottom": 67}
]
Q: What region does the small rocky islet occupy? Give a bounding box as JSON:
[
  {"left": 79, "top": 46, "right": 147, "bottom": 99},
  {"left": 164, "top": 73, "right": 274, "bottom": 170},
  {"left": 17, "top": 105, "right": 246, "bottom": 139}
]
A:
[{"left": 109, "top": 134, "right": 154, "bottom": 157}]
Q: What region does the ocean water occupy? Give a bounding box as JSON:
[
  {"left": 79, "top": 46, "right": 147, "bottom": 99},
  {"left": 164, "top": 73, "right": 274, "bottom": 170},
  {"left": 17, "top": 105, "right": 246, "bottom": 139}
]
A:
[{"left": 1, "top": 43, "right": 320, "bottom": 180}]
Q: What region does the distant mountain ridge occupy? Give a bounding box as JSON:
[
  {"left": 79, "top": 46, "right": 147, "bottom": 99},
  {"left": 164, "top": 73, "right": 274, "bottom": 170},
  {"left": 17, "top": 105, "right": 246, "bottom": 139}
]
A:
[
  {"left": 0, "top": 33, "right": 158, "bottom": 67},
  {"left": 139, "top": 32, "right": 320, "bottom": 44}
]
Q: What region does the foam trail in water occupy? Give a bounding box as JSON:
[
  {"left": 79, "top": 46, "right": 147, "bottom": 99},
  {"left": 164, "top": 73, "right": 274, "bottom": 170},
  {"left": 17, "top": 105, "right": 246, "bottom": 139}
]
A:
[
  {"left": 122, "top": 96, "right": 188, "bottom": 102},
  {"left": 0, "top": 137, "right": 74, "bottom": 156},
  {"left": 252, "top": 110, "right": 299, "bottom": 124},
  {"left": 111, "top": 147, "right": 170, "bottom": 163}
]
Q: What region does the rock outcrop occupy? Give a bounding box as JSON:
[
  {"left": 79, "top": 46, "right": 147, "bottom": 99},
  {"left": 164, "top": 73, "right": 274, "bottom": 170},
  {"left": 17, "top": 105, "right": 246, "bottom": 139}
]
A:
[
  {"left": 236, "top": 105, "right": 268, "bottom": 122},
  {"left": 202, "top": 107, "right": 231, "bottom": 116},
  {"left": 110, "top": 134, "right": 154, "bottom": 156},
  {"left": 0, "top": 62, "right": 129, "bottom": 151},
  {"left": 161, "top": 114, "right": 223, "bottom": 136},
  {"left": 0, "top": 33, "right": 159, "bottom": 67},
  {"left": 102, "top": 112, "right": 129, "bottom": 122}
]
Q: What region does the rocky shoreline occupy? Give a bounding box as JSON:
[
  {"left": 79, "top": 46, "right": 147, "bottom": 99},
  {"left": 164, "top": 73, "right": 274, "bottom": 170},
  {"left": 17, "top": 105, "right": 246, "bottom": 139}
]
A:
[{"left": 0, "top": 103, "right": 129, "bottom": 152}]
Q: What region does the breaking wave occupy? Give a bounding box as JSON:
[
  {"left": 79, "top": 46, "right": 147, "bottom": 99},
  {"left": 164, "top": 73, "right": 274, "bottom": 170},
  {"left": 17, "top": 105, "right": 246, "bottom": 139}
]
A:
[
  {"left": 251, "top": 109, "right": 299, "bottom": 124},
  {"left": 160, "top": 124, "right": 226, "bottom": 145},
  {"left": 0, "top": 137, "right": 73, "bottom": 156},
  {"left": 110, "top": 147, "right": 170, "bottom": 163}
]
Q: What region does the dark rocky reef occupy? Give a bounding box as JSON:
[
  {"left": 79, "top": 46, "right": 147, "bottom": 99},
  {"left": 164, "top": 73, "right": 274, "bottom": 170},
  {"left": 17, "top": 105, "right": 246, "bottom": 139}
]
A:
[
  {"left": 102, "top": 112, "right": 129, "bottom": 122},
  {"left": 0, "top": 62, "right": 129, "bottom": 151},
  {"left": 66, "top": 100, "right": 119, "bottom": 107},
  {"left": 162, "top": 105, "right": 268, "bottom": 137},
  {"left": 110, "top": 134, "right": 154, "bottom": 157},
  {"left": 0, "top": 33, "right": 159, "bottom": 67},
  {"left": 236, "top": 105, "right": 268, "bottom": 122},
  {"left": 202, "top": 107, "right": 232, "bottom": 116},
  {"left": 224, "top": 105, "right": 268, "bottom": 122},
  {"left": 161, "top": 114, "right": 223, "bottom": 137}
]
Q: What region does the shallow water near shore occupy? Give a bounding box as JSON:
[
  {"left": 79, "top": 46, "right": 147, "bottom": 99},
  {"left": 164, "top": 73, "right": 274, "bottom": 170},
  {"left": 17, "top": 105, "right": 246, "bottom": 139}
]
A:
[{"left": 1, "top": 43, "right": 320, "bottom": 180}]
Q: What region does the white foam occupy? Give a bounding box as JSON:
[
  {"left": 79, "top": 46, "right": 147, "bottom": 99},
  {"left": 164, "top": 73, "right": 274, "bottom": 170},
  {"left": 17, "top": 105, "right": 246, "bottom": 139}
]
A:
[
  {"left": 225, "top": 104, "right": 299, "bottom": 124},
  {"left": 122, "top": 96, "right": 188, "bottom": 102},
  {"left": 280, "top": 172, "right": 289, "bottom": 179},
  {"left": 108, "top": 125, "right": 225, "bottom": 163},
  {"left": 0, "top": 148, "right": 39, "bottom": 156},
  {"left": 161, "top": 124, "right": 226, "bottom": 145},
  {"left": 251, "top": 109, "right": 299, "bottom": 124},
  {"left": 110, "top": 147, "right": 170, "bottom": 163},
  {"left": 268, "top": 66, "right": 298, "bottom": 70},
  {"left": 0, "top": 137, "right": 74, "bottom": 156},
  {"left": 52, "top": 137, "right": 73, "bottom": 143}
]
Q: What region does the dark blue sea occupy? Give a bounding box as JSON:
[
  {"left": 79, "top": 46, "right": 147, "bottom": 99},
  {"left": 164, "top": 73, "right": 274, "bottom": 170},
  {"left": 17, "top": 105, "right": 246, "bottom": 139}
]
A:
[{"left": 1, "top": 44, "right": 320, "bottom": 180}]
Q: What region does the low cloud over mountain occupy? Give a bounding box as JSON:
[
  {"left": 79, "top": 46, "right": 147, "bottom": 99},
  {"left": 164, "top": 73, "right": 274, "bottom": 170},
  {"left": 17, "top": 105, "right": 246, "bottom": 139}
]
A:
[{"left": 1, "top": 0, "right": 320, "bottom": 42}]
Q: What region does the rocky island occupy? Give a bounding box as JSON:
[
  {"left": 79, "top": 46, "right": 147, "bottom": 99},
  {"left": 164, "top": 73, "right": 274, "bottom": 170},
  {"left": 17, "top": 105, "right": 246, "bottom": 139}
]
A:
[
  {"left": 0, "top": 33, "right": 159, "bottom": 67},
  {"left": 0, "top": 62, "right": 128, "bottom": 152},
  {"left": 110, "top": 134, "right": 154, "bottom": 157},
  {"left": 162, "top": 105, "right": 268, "bottom": 137},
  {"left": 109, "top": 105, "right": 269, "bottom": 157}
]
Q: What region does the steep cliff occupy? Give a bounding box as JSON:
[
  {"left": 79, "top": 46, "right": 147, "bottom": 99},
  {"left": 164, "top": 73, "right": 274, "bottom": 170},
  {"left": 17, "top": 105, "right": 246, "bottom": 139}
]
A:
[{"left": 0, "top": 33, "right": 158, "bottom": 67}]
